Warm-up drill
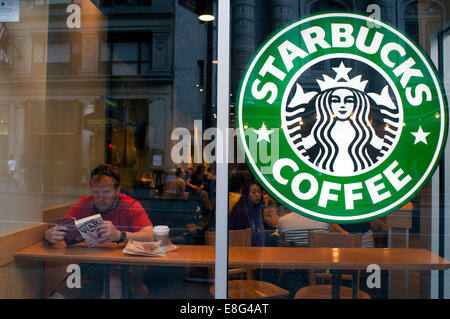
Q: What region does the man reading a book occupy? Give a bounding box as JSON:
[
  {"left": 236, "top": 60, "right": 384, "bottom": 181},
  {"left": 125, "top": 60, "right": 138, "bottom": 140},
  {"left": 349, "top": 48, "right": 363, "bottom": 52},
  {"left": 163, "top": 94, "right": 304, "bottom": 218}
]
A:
[{"left": 44, "top": 163, "right": 154, "bottom": 298}]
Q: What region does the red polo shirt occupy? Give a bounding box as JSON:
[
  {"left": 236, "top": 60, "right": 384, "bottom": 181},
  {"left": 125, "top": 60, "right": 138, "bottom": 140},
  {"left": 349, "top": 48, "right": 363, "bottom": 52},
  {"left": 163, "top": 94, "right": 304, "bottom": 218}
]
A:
[{"left": 65, "top": 193, "right": 152, "bottom": 232}]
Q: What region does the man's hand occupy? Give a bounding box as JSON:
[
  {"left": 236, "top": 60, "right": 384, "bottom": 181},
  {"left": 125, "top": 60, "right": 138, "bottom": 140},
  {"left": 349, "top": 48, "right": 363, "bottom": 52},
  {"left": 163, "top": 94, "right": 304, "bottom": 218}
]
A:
[
  {"left": 270, "top": 230, "right": 280, "bottom": 237},
  {"left": 96, "top": 221, "right": 121, "bottom": 244},
  {"left": 45, "top": 226, "right": 68, "bottom": 244}
]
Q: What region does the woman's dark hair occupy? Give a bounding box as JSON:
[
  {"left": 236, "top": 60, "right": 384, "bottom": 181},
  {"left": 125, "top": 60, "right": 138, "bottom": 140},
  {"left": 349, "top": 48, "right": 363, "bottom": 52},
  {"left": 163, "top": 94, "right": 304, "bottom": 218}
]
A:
[
  {"left": 90, "top": 164, "right": 120, "bottom": 188},
  {"left": 241, "top": 179, "right": 262, "bottom": 200}
]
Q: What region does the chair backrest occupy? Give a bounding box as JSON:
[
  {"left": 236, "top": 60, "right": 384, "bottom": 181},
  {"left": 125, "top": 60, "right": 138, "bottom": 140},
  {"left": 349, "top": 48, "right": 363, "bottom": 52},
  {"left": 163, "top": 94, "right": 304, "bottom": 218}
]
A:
[
  {"left": 205, "top": 228, "right": 252, "bottom": 247},
  {"left": 42, "top": 203, "right": 75, "bottom": 223},
  {"left": 204, "top": 228, "right": 253, "bottom": 289},
  {"left": 278, "top": 238, "right": 310, "bottom": 247},
  {"left": 138, "top": 197, "right": 201, "bottom": 228},
  {"left": 305, "top": 232, "right": 364, "bottom": 292},
  {"left": 309, "top": 232, "right": 362, "bottom": 248}
]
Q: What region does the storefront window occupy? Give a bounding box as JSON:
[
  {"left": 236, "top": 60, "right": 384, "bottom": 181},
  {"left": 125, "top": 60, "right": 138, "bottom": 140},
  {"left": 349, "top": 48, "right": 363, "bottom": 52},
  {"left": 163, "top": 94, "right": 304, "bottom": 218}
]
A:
[
  {"left": 0, "top": 0, "right": 218, "bottom": 299},
  {"left": 227, "top": 0, "right": 449, "bottom": 300}
]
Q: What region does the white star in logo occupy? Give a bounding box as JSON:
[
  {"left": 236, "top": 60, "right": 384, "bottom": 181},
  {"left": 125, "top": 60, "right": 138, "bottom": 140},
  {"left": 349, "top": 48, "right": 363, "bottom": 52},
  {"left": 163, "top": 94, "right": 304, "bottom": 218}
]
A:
[
  {"left": 332, "top": 62, "right": 352, "bottom": 81},
  {"left": 254, "top": 123, "right": 273, "bottom": 143},
  {"left": 411, "top": 126, "right": 430, "bottom": 145}
]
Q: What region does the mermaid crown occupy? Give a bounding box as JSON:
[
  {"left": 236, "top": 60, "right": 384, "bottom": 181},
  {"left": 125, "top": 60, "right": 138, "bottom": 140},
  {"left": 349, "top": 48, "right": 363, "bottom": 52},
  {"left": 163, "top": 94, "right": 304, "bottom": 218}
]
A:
[{"left": 317, "top": 62, "right": 368, "bottom": 92}]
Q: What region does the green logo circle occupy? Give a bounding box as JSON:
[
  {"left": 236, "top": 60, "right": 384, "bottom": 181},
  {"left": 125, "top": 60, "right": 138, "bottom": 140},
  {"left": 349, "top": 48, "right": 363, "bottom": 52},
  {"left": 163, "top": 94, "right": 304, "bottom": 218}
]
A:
[{"left": 237, "top": 13, "right": 448, "bottom": 223}]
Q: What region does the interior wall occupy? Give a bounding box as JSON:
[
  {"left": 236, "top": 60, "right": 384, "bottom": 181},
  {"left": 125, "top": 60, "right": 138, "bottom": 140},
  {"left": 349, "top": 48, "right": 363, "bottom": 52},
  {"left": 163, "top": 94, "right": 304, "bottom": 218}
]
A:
[
  {"left": 0, "top": 0, "right": 108, "bottom": 236},
  {"left": 0, "top": 2, "right": 49, "bottom": 235}
]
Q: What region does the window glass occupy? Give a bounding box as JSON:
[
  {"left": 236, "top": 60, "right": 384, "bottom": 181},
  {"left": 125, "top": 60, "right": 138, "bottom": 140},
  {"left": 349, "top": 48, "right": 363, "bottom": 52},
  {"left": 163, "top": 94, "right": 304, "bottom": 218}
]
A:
[
  {"left": 112, "top": 43, "right": 139, "bottom": 61},
  {"left": 100, "top": 42, "right": 110, "bottom": 61},
  {"left": 1, "top": 0, "right": 449, "bottom": 301},
  {"left": 0, "top": 0, "right": 217, "bottom": 300},
  {"left": 227, "top": 0, "right": 450, "bottom": 300},
  {"left": 47, "top": 44, "right": 71, "bottom": 63}
]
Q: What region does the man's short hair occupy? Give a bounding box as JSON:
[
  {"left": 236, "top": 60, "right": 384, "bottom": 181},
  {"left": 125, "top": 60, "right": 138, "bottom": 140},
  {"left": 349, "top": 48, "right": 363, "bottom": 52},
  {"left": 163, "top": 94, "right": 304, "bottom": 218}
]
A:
[{"left": 90, "top": 164, "right": 120, "bottom": 188}]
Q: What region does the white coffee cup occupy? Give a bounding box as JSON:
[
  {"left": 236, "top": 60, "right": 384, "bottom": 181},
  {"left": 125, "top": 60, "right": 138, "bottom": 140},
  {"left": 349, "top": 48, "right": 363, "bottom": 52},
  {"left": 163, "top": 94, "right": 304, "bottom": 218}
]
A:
[{"left": 153, "top": 225, "right": 170, "bottom": 246}]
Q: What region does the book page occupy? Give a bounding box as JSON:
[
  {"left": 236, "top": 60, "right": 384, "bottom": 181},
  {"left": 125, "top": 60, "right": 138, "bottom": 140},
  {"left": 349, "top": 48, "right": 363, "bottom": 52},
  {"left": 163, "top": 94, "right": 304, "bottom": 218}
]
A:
[{"left": 75, "top": 214, "right": 104, "bottom": 247}]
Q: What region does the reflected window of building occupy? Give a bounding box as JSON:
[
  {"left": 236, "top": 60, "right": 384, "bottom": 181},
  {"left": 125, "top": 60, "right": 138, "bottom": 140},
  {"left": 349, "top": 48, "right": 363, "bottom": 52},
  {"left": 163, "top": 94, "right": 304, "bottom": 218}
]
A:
[
  {"left": 309, "top": 0, "right": 349, "bottom": 13},
  {"left": 305, "top": 0, "right": 353, "bottom": 74},
  {"left": 47, "top": 32, "right": 81, "bottom": 76},
  {"left": 404, "top": 1, "right": 420, "bottom": 44},
  {"left": 100, "top": 0, "right": 152, "bottom": 7}
]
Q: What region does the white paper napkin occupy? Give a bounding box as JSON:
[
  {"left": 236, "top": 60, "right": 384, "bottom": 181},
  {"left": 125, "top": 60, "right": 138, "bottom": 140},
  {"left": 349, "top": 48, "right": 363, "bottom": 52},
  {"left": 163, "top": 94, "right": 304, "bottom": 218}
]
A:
[{"left": 123, "top": 239, "right": 177, "bottom": 257}]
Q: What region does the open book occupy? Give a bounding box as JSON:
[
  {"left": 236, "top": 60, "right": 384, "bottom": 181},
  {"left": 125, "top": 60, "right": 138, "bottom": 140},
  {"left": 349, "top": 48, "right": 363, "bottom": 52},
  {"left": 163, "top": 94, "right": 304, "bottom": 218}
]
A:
[{"left": 56, "top": 214, "right": 104, "bottom": 247}]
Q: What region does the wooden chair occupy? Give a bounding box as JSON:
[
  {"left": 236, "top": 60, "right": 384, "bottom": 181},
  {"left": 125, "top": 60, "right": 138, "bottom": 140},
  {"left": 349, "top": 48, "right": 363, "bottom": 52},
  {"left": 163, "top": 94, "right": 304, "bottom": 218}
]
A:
[
  {"left": 310, "top": 231, "right": 362, "bottom": 247},
  {"left": 294, "top": 232, "right": 371, "bottom": 299},
  {"left": 277, "top": 238, "right": 310, "bottom": 247},
  {"left": 205, "top": 228, "right": 289, "bottom": 299},
  {"left": 206, "top": 228, "right": 254, "bottom": 279}
]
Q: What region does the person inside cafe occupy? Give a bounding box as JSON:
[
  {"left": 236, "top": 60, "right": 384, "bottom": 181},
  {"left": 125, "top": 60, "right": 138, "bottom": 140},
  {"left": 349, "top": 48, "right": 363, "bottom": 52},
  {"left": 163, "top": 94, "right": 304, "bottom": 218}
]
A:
[
  {"left": 175, "top": 167, "right": 187, "bottom": 199},
  {"left": 228, "top": 172, "right": 246, "bottom": 214},
  {"left": 44, "top": 163, "right": 154, "bottom": 299},
  {"left": 262, "top": 199, "right": 280, "bottom": 247},
  {"left": 204, "top": 166, "right": 216, "bottom": 199},
  {"left": 229, "top": 179, "right": 264, "bottom": 247},
  {"left": 184, "top": 167, "right": 193, "bottom": 192},
  {"left": 278, "top": 210, "right": 330, "bottom": 245},
  {"left": 186, "top": 164, "right": 211, "bottom": 212}
]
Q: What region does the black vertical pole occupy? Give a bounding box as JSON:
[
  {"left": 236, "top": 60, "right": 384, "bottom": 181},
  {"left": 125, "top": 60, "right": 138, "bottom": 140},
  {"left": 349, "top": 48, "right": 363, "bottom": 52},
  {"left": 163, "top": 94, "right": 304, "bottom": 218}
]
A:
[
  {"left": 106, "top": 107, "right": 112, "bottom": 164},
  {"left": 123, "top": 83, "right": 128, "bottom": 166},
  {"left": 204, "top": 20, "right": 213, "bottom": 130}
]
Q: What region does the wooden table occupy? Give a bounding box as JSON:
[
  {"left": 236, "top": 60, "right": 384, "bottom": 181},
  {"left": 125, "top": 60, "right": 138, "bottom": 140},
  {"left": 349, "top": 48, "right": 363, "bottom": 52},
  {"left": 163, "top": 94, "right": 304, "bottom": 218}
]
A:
[
  {"left": 15, "top": 242, "right": 450, "bottom": 298},
  {"left": 15, "top": 242, "right": 215, "bottom": 267}
]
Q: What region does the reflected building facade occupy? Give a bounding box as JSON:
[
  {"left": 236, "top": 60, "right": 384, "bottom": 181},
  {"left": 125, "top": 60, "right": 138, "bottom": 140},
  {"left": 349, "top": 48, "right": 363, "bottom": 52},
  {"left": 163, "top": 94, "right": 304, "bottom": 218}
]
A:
[
  {"left": 229, "top": 0, "right": 447, "bottom": 124},
  {"left": 0, "top": 0, "right": 211, "bottom": 193}
]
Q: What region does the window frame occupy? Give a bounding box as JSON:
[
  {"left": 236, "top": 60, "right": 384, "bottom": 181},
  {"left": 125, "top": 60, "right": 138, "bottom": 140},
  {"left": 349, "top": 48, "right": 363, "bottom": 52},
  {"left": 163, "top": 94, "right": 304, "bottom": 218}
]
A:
[
  {"left": 99, "top": 31, "right": 153, "bottom": 76},
  {"left": 214, "top": 0, "right": 230, "bottom": 299}
]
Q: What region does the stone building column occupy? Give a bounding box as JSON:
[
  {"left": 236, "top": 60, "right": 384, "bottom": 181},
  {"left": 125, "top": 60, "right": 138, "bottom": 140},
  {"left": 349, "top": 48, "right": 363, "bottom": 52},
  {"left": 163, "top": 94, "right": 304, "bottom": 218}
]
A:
[
  {"left": 15, "top": 102, "right": 26, "bottom": 163},
  {"left": 80, "top": 34, "right": 99, "bottom": 75},
  {"left": 81, "top": 100, "right": 95, "bottom": 184},
  {"left": 271, "top": 0, "right": 293, "bottom": 31},
  {"left": 231, "top": 0, "right": 256, "bottom": 98},
  {"left": 8, "top": 102, "right": 15, "bottom": 157}
]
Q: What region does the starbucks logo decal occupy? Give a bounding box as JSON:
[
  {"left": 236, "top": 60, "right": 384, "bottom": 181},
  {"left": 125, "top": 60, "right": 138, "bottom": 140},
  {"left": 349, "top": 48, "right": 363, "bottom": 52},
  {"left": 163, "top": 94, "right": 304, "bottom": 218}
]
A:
[
  {"left": 283, "top": 59, "right": 402, "bottom": 176},
  {"left": 237, "top": 13, "right": 448, "bottom": 222}
]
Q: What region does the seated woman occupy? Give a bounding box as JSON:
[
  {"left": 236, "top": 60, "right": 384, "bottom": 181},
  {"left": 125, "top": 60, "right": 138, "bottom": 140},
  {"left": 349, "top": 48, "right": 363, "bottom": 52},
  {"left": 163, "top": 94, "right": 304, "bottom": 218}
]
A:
[{"left": 229, "top": 180, "right": 264, "bottom": 247}]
